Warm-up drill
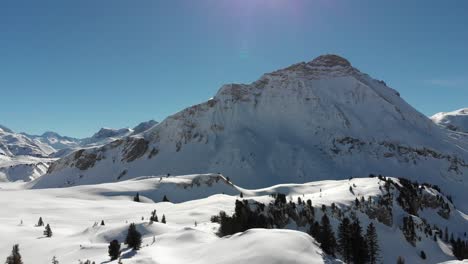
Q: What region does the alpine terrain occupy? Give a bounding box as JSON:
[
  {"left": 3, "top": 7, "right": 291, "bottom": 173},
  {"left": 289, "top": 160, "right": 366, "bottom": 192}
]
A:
[{"left": 33, "top": 55, "right": 468, "bottom": 209}]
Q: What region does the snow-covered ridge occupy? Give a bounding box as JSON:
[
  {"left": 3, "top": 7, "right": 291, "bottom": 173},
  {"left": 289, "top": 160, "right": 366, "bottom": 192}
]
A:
[
  {"left": 432, "top": 108, "right": 468, "bottom": 133},
  {"left": 34, "top": 55, "right": 468, "bottom": 208}
]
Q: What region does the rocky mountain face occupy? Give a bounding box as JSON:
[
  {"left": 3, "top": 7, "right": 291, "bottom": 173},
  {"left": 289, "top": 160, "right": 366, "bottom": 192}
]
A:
[
  {"left": 31, "top": 55, "right": 468, "bottom": 210},
  {"left": 432, "top": 108, "right": 468, "bottom": 133}
]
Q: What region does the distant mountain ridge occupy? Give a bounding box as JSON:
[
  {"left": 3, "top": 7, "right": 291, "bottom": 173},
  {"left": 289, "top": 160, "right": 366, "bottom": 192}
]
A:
[
  {"left": 0, "top": 120, "right": 158, "bottom": 181},
  {"left": 432, "top": 108, "right": 468, "bottom": 133}
]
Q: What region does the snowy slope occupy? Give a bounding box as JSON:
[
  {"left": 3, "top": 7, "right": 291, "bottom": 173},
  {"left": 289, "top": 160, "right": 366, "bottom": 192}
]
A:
[
  {"left": 0, "top": 126, "right": 55, "bottom": 157},
  {"left": 1, "top": 174, "right": 466, "bottom": 263},
  {"left": 0, "top": 126, "right": 56, "bottom": 181},
  {"left": 0, "top": 155, "right": 52, "bottom": 182},
  {"left": 34, "top": 55, "right": 468, "bottom": 210},
  {"left": 432, "top": 109, "right": 468, "bottom": 133}
]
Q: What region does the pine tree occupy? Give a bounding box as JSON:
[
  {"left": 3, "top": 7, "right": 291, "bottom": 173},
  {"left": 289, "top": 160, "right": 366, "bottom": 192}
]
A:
[
  {"left": 162, "top": 195, "right": 170, "bottom": 202},
  {"left": 309, "top": 221, "right": 321, "bottom": 240},
  {"left": 366, "top": 222, "right": 380, "bottom": 264},
  {"left": 350, "top": 219, "right": 368, "bottom": 264},
  {"left": 108, "top": 240, "right": 121, "bottom": 260},
  {"left": 318, "top": 214, "right": 336, "bottom": 256},
  {"left": 161, "top": 214, "right": 166, "bottom": 224},
  {"left": 337, "top": 217, "right": 352, "bottom": 263},
  {"left": 100, "top": 220, "right": 105, "bottom": 226},
  {"left": 37, "top": 217, "right": 44, "bottom": 227},
  {"left": 150, "top": 210, "right": 158, "bottom": 222},
  {"left": 51, "top": 256, "right": 59, "bottom": 264},
  {"left": 420, "top": 250, "right": 426, "bottom": 259},
  {"left": 133, "top": 192, "right": 140, "bottom": 202},
  {"left": 125, "top": 223, "right": 142, "bottom": 250},
  {"left": 396, "top": 256, "right": 405, "bottom": 264},
  {"left": 5, "top": 244, "right": 23, "bottom": 264},
  {"left": 44, "top": 224, "right": 53, "bottom": 238}
]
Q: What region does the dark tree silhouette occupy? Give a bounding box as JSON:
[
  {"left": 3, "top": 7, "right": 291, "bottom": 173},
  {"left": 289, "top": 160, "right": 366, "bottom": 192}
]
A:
[
  {"left": 318, "top": 214, "right": 336, "bottom": 256},
  {"left": 125, "top": 223, "right": 142, "bottom": 250},
  {"left": 350, "top": 219, "right": 368, "bottom": 264},
  {"left": 397, "top": 256, "right": 405, "bottom": 264},
  {"left": 44, "top": 224, "right": 53, "bottom": 238},
  {"left": 338, "top": 217, "right": 352, "bottom": 263},
  {"left": 150, "top": 210, "right": 158, "bottom": 222},
  {"left": 37, "top": 217, "right": 44, "bottom": 227},
  {"left": 366, "top": 222, "right": 380, "bottom": 264},
  {"left": 161, "top": 214, "right": 166, "bottom": 224},
  {"left": 108, "top": 240, "right": 121, "bottom": 260},
  {"left": 133, "top": 193, "right": 140, "bottom": 202},
  {"left": 5, "top": 244, "right": 23, "bottom": 264},
  {"left": 162, "top": 195, "right": 170, "bottom": 202}
]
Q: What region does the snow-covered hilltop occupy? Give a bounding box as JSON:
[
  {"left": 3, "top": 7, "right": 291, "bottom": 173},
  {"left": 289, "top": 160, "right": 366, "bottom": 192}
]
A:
[
  {"left": 1, "top": 174, "right": 467, "bottom": 263},
  {"left": 432, "top": 108, "right": 468, "bottom": 133},
  {"left": 33, "top": 55, "right": 468, "bottom": 209}
]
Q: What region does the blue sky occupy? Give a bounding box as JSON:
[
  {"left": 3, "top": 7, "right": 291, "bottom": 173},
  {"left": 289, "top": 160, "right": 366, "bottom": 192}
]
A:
[{"left": 1, "top": 0, "right": 467, "bottom": 138}]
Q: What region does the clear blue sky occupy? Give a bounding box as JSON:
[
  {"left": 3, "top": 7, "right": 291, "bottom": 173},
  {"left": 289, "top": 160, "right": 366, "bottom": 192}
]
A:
[{"left": 1, "top": 0, "right": 467, "bottom": 138}]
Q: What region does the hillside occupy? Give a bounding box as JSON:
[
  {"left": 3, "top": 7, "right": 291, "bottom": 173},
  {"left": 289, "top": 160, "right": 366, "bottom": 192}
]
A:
[{"left": 1, "top": 174, "right": 467, "bottom": 263}]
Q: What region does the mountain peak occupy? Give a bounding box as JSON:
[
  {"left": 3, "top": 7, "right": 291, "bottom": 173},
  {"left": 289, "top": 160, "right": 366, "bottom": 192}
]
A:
[
  {"left": 309, "top": 54, "right": 351, "bottom": 67},
  {"left": 0, "top": 125, "right": 13, "bottom": 133}
]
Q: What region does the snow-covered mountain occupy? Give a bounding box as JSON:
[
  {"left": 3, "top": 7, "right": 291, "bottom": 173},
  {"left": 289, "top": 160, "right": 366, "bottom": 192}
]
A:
[
  {"left": 432, "top": 108, "right": 468, "bottom": 133},
  {"left": 33, "top": 54, "right": 468, "bottom": 210},
  {"left": 0, "top": 120, "right": 158, "bottom": 181},
  {"left": 0, "top": 126, "right": 55, "bottom": 158},
  {"left": 0, "top": 126, "right": 57, "bottom": 182},
  {"left": 23, "top": 131, "right": 81, "bottom": 151}
]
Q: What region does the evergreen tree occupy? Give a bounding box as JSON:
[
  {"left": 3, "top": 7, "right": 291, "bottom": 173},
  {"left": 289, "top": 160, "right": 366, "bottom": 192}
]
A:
[
  {"left": 396, "top": 256, "right": 405, "bottom": 264},
  {"left": 420, "top": 250, "right": 426, "bottom": 259},
  {"left": 44, "top": 224, "right": 53, "bottom": 238},
  {"left": 309, "top": 221, "right": 321, "bottom": 240},
  {"left": 161, "top": 214, "right": 166, "bottom": 224},
  {"left": 100, "top": 220, "right": 105, "bottom": 226},
  {"left": 108, "top": 240, "right": 121, "bottom": 260},
  {"left": 162, "top": 195, "right": 170, "bottom": 202},
  {"left": 133, "top": 193, "right": 140, "bottom": 202},
  {"left": 150, "top": 210, "right": 158, "bottom": 222},
  {"left": 318, "top": 214, "right": 336, "bottom": 256},
  {"left": 125, "top": 223, "right": 142, "bottom": 250},
  {"left": 37, "top": 217, "right": 44, "bottom": 227},
  {"left": 5, "top": 244, "right": 23, "bottom": 264},
  {"left": 337, "top": 217, "right": 352, "bottom": 263},
  {"left": 366, "top": 222, "right": 380, "bottom": 264},
  {"left": 402, "top": 216, "right": 416, "bottom": 245},
  {"left": 350, "top": 219, "right": 368, "bottom": 264},
  {"left": 51, "top": 256, "right": 59, "bottom": 264}
]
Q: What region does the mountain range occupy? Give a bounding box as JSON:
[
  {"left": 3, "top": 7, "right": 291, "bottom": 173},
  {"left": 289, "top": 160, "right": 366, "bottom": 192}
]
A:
[
  {"left": 1, "top": 54, "right": 467, "bottom": 263},
  {"left": 22, "top": 55, "right": 467, "bottom": 211}
]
